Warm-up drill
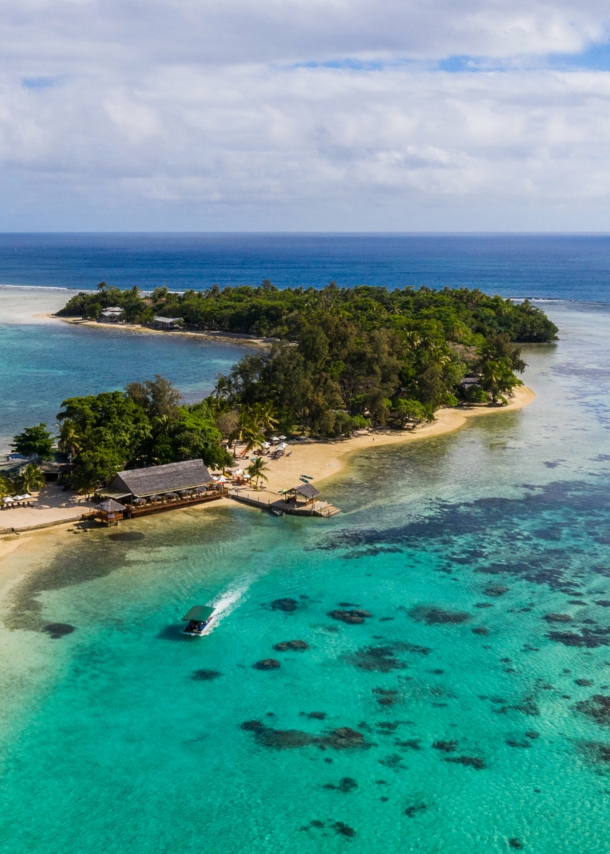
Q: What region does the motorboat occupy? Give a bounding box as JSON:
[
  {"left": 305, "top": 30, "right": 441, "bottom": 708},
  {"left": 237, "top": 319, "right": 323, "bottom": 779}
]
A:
[{"left": 182, "top": 605, "right": 215, "bottom": 636}]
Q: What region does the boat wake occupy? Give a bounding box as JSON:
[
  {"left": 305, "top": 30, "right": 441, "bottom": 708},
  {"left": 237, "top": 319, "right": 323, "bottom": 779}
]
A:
[{"left": 201, "top": 577, "right": 254, "bottom": 635}]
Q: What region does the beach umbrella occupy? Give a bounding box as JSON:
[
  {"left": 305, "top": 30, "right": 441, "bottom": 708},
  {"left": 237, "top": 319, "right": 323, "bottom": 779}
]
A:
[{"left": 2, "top": 497, "right": 13, "bottom": 504}]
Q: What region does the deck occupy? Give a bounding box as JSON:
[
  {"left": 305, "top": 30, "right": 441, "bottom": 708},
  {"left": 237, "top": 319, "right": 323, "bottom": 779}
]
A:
[{"left": 228, "top": 487, "right": 340, "bottom": 518}]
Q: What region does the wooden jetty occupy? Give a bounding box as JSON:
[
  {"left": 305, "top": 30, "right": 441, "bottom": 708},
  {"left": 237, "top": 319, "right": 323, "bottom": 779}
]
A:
[{"left": 228, "top": 484, "right": 340, "bottom": 518}]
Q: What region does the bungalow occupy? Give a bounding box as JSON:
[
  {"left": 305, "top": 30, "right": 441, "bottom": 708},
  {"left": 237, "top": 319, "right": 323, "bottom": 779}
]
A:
[
  {"left": 100, "top": 307, "right": 124, "bottom": 322},
  {"left": 153, "top": 316, "right": 183, "bottom": 330},
  {"left": 97, "top": 459, "right": 213, "bottom": 503}
]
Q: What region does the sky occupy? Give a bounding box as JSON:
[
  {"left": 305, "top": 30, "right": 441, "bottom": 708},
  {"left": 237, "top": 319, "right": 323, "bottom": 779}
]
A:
[{"left": 2, "top": 0, "right": 610, "bottom": 231}]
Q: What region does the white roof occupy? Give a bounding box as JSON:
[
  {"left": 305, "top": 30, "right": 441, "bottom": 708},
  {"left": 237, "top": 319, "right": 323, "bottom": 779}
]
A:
[{"left": 154, "top": 316, "right": 182, "bottom": 323}]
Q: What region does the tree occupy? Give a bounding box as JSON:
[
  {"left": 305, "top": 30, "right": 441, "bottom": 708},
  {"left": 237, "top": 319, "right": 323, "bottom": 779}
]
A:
[
  {"left": 249, "top": 402, "right": 278, "bottom": 434},
  {"left": 480, "top": 358, "right": 523, "bottom": 404},
  {"left": 393, "top": 398, "right": 428, "bottom": 427},
  {"left": 215, "top": 409, "right": 240, "bottom": 441},
  {"left": 86, "top": 303, "right": 102, "bottom": 320},
  {"left": 241, "top": 424, "right": 265, "bottom": 456},
  {"left": 58, "top": 420, "right": 84, "bottom": 459},
  {"left": 11, "top": 424, "right": 54, "bottom": 460},
  {"left": 170, "top": 403, "right": 232, "bottom": 468},
  {"left": 247, "top": 457, "right": 268, "bottom": 488},
  {"left": 71, "top": 448, "right": 125, "bottom": 495},
  {"left": 0, "top": 474, "right": 15, "bottom": 499},
  {"left": 125, "top": 375, "right": 182, "bottom": 419},
  {"left": 18, "top": 464, "right": 46, "bottom": 493}
]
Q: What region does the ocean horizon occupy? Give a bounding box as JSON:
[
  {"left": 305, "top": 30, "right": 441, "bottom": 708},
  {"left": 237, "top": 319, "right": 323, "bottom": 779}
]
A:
[{"left": 2, "top": 233, "right": 610, "bottom": 302}]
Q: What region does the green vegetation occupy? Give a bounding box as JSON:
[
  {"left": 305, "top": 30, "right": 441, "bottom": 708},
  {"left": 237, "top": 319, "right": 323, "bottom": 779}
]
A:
[
  {"left": 29, "top": 282, "right": 558, "bottom": 493},
  {"left": 53, "top": 375, "right": 231, "bottom": 493},
  {"left": 56, "top": 281, "right": 557, "bottom": 443},
  {"left": 0, "top": 464, "right": 46, "bottom": 498},
  {"left": 247, "top": 457, "right": 269, "bottom": 488},
  {"left": 11, "top": 423, "right": 55, "bottom": 460}
]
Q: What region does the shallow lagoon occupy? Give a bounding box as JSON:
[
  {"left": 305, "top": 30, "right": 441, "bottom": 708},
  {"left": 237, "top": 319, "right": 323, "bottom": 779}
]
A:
[{"left": 2, "top": 304, "right": 610, "bottom": 852}]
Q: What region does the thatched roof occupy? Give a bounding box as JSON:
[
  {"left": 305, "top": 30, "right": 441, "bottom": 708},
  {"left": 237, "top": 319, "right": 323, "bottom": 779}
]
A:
[
  {"left": 288, "top": 483, "right": 320, "bottom": 500},
  {"left": 95, "top": 498, "right": 126, "bottom": 513},
  {"left": 108, "top": 459, "right": 212, "bottom": 498}
]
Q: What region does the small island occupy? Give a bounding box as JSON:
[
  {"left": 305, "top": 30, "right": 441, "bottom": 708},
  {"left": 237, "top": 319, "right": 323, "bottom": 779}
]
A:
[{"left": 2, "top": 283, "right": 556, "bottom": 527}]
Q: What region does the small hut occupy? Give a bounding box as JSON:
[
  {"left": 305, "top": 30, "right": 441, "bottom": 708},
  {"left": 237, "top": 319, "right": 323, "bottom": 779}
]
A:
[
  {"left": 93, "top": 498, "right": 126, "bottom": 525},
  {"left": 284, "top": 483, "right": 320, "bottom": 507},
  {"left": 153, "top": 316, "right": 183, "bottom": 330}
]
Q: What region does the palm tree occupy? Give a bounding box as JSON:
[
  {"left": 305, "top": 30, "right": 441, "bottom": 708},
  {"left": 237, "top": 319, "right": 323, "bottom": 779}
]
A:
[
  {"left": 247, "top": 457, "right": 268, "bottom": 488},
  {"left": 241, "top": 424, "right": 265, "bottom": 456},
  {"left": 0, "top": 474, "right": 15, "bottom": 499},
  {"left": 59, "top": 420, "right": 84, "bottom": 460},
  {"left": 251, "top": 402, "right": 278, "bottom": 434},
  {"left": 18, "top": 464, "right": 46, "bottom": 494}
]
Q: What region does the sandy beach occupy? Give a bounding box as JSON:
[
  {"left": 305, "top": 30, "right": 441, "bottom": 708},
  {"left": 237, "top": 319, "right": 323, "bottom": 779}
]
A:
[
  {"left": 0, "top": 385, "right": 534, "bottom": 571},
  {"left": 58, "top": 316, "right": 272, "bottom": 348}
]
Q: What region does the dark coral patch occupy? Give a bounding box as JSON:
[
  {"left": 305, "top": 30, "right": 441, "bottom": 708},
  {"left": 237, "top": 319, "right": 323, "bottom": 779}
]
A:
[
  {"left": 509, "top": 839, "right": 524, "bottom": 850},
  {"left": 483, "top": 585, "right": 509, "bottom": 597},
  {"left": 575, "top": 694, "right": 610, "bottom": 726},
  {"left": 301, "top": 711, "right": 326, "bottom": 720},
  {"left": 472, "top": 627, "right": 489, "bottom": 636},
  {"left": 328, "top": 609, "right": 372, "bottom": 624},
  {"left": 409, "top": 606, "right": 470, "bottom": 625},
  {"left": 323, "top": 777, "right": 358, "bottom": 793},
  {"left": 349, "top": 646, "right": 406, "bottom": 673},
  {"left": 240, "top": 720, "right": 371, "bottom": 750},
  {"left": 332, "top": 821, "right": 356, "bottom": 838},
  {"left": 595, "top": 600, "right": 610, "bottom": 607},
  {"left": 273, "top": 640, "right": 309, "bottom": 651},
  {"left": 270, "top": 598, "right": 298, "bottom": 612},
  {"left": 505, "top": 738, "right": 532, "bottom": 749},
  {"left": 253, "top": 658, "right": 281, "bottom": 670},
  {"left": 432, "top": 740, "right": 457, "bottom": 753},
  {"left": 191, "top": 669, "right": 221, "bottom": 681},
  {"left": 444, "top": 755, "right": 486, "bottom": 769},
  {"left": 579, "top": 741, "right": 610, "bottom": 765},
  {"left": 405, "top": 803, "right": 427, "bottom": 818},
  {"left": 575, "top": 678, "right": 593, "bottom": 687},
  {"left": 395, "top": 739, "right": 422, "bottom": 750},
  {"left": 543, "top": 613, "right": 573, "bottom": 623},
  {"left": 43, "top": 623, "right": 76, "bottom": 638},
  {"left": 548, "top": 629, "right": 610, "bottom": 648}
]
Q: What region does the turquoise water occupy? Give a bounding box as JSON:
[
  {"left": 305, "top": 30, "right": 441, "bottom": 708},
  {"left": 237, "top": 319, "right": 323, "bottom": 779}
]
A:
[
  {"left": 0, "top": 290, "right": 251, "bottom": 451},
  {"left": 3, "top": 303, "right": 610, "bottom": 851}
]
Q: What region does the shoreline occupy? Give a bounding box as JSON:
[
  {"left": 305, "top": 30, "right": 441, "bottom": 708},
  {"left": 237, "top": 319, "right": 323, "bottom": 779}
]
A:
[
  {"left": 55, "top": 316, "right": 273, "bottom": 348},
  {"left": 0, "top": 386, "right": 534, "bottom": 574}
]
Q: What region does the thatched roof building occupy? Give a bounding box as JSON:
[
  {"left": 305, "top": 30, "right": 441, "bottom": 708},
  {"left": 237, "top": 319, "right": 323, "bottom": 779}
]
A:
[
  {"left": 99, "top": 459, "right": 212, "bottom": 501},
  {"left": 285, "top": 483, "right": 320, "bottom": 503}
]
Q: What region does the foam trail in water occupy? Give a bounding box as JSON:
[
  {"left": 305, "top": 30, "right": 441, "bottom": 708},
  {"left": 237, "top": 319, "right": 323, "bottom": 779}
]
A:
[{"left": 202, "top": 576, "right": 255, "bottom": 635}]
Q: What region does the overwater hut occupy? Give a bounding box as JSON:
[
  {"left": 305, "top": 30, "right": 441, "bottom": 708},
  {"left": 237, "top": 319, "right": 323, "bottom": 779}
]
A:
[
  {"left": 98, "top": 459, "right": 213, "bottom": 504},
  {"left": 284, "top": 483, "right": 321, "bottom": 507},
  {"left": 93, "top": 498, "right": 126, "bottom": 525}
]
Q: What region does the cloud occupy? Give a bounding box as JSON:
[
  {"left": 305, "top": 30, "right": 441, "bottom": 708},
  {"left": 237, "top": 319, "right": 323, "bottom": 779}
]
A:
[{"left": 1, "top": 0, "right": 610, "bottom": 229}]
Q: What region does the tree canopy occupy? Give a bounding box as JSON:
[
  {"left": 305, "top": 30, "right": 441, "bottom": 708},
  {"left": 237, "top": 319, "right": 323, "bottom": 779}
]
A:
[
  {"left": 11, "top": 423, "right": 55, "bottom": 459},
  {"left": 57, "top": 282, "right": 557, "bottom": 441}
]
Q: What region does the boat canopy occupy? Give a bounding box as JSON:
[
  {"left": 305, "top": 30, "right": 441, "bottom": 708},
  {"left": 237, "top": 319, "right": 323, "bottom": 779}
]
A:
[{"left": 182, "top": 605, "right": 214, "bottom": 622}]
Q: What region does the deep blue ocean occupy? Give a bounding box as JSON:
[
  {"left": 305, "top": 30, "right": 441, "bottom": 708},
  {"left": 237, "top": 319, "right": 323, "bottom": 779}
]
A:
[
  {"left": 1, "top": 233, "right": 610, "bottom": 300},
  {"left": 3, "top": 237, "right": 610, "bottom": 853}
]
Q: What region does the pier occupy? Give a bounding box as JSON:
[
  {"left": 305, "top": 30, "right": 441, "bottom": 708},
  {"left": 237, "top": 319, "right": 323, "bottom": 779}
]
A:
[{"left": 228, "top": 486, "right": 340, "bottom": 518}]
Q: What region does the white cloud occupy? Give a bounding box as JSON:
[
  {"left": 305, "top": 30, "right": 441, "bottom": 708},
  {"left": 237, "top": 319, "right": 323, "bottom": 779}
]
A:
[{"left": 1, "top": 0, "right": 610, "bottom": 229}]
